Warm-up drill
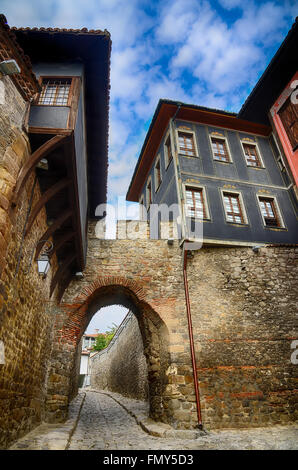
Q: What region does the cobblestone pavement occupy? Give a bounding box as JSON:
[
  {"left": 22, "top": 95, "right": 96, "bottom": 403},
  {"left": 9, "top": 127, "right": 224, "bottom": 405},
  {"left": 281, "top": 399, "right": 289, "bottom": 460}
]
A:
[{"left": 10, "top": 389, "right": 298, "bottom": 450}]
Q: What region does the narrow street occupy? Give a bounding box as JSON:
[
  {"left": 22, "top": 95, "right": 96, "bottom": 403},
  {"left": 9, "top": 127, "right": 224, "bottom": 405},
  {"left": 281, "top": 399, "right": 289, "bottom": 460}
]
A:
[{"left": 9, "top": 390, "right": 298, "bottom": 450}]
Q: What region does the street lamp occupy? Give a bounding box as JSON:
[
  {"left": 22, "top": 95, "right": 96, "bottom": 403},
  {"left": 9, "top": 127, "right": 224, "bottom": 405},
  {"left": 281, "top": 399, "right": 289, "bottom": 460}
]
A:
[{"left": 25, "top": 240, "right": 53, "bottom": 278}]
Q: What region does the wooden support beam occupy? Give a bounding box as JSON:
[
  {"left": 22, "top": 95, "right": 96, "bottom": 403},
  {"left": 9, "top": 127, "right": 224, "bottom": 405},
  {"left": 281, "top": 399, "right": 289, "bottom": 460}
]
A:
[
  {"left": 25, "top": 178, "right": 71, "bottom": 237},
  {"left": 46, "top": 231, "right": 75, "bottom": 262},
  {"left": 34, "top": 209, "right": 73, "bottom": 261},
  {"left": 57, "top": 273, "right": 73, "bottom": 304},
  {"left": 50, "top": 252, "right": 76, "bottom": 297},
  {"left": 12, "top": 134, "right": 69, "bottom": 206}
]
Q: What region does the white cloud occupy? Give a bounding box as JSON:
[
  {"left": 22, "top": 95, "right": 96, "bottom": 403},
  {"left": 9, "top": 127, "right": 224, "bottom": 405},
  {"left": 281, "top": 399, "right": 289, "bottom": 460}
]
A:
[{"left": 1, "top": 0, "right": 296, "bottom": 207}]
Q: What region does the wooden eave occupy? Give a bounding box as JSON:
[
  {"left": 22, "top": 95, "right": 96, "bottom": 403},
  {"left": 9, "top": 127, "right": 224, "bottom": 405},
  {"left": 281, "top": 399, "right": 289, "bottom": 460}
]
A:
[{"left": 126, "top": 101, "right": 271, "bottom": 202}]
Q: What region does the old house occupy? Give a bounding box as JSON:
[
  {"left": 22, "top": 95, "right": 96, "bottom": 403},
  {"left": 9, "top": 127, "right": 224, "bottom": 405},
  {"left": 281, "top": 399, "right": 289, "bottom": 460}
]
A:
[{"left": 127, "top": 20, "right": 298, "bottom": 247}]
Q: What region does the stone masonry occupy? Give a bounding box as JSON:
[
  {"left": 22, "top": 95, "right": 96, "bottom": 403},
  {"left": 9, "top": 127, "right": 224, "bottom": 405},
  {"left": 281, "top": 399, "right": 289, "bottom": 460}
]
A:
[
  {"left": 46, "top": 220, "right": 297, "bottom": 431},
  {"left": 0, "top": 61, "right": 59, "bottom": 449},
  {"left": 90, "top": 312, "right": 149, "bottom": 400}
]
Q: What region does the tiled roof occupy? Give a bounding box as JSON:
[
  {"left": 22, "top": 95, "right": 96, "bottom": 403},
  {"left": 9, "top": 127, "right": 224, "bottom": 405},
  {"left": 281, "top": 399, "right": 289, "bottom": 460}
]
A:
[{"left": 0, "top": 15, "right": 40, "bottom": 100}]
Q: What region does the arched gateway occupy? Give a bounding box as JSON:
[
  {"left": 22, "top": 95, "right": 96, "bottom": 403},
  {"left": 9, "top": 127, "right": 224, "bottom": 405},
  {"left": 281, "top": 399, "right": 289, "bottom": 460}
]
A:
[{"left": 45, "top": 221, "right": 199, "bottom": 429}]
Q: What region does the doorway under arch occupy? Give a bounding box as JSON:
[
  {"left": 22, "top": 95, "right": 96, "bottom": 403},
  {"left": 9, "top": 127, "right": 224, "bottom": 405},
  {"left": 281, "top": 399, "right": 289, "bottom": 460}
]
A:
[{"left": 51, "top": 281, "right": 172, "bottom": 424}]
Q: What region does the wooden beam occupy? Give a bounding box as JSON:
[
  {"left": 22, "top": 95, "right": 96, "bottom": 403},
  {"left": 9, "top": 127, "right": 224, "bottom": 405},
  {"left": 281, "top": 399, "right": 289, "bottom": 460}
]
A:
[
  {"left": 34, "top": 209, "right": 73, "bottom": 261},
  {"left": 12, "top": 134, "right": 69, "bottom": 206},
  {"left": 57, "top": 272, "right": 73, "bottom": 304},
  {"left": 46, "top": 231, "right": 75, "bottom": 262},
  {"left": 25, "top": 178, "right": 71, "bottom": 237},
  {"left": 50, "top": 252, "right": 76, "bottom": 297}
]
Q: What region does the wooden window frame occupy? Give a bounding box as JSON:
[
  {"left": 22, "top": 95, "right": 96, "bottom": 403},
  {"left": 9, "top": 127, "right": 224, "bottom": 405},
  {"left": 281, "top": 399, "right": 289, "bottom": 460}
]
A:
[
  {"left": 278, "top": 96, "right": 298, "bottom": 151},
  {"left": 221, "top": 190, "right": 248, "bottom": 225},
  {"left": 210, "top": 136, "right": 231, "bottom": 163},
  {"left": 36, "top": 76, "right": 75, "bottom": 107},
  {"left": 183, "top": 184, "right": 210, "bottom": 220},
  {"left": 154, "top": 155, "right": 162, "bottom": 192},
  {"left": 164, "top": 131, "right": 173, "bottom": 168},
  {"left": 176, "top": 129, "right": 198, "bottom": 157},
  {"left": 241, "top": 140, "right": 264, "bottom": 168},
  {"left": 257, "top": 195, "right": 285, "bottom": 229}
]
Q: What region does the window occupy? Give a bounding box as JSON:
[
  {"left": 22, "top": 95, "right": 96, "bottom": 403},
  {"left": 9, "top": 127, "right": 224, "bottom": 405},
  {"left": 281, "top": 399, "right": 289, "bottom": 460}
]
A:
[
  {"left": 38, "top": 78, "right": 72, "bottom": 106},
  {"left": 242, "top": 142, "right": 262, "bottom": 167},
  {"left": 185, "top": 187, "right": 207, "bottom": 219},
  {"left": 211, "top": 137, "right": 230, "bottom": 162},
  {"left": 178, "top": 131, "right": 196, "bottom": 156},
  {"left": 146, "top": 179, "right": 152, "bottom": 209},
  {"left": 278, "top": 97, "right": 298, "bottom": 150},
  {"left": 258, "top": 197, "right": 283, "bottom": 228},
  {"left": 223, "top": 192, "right": 246, "bottom": 224},
  {"left": 154, "top": 156, "right": 162, "bottom": 191},
  {"left": 164, "top": 134, "right": 173, "bottom": 167}
]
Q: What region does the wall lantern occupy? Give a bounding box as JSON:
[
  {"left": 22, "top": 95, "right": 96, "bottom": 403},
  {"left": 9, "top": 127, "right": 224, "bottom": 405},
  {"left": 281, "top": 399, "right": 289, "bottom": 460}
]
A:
[
  {"left": 0, "top": 59, "right": 21, "bottom": 76},
  {"left": 25, "top": 240, "right": 53, "bottom": 279}
]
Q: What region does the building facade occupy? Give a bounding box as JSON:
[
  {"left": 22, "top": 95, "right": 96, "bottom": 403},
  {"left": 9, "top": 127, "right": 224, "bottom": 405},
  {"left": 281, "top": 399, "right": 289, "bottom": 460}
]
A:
[{"left": 127, "top": 19, "right": 298, "bottom": 247}]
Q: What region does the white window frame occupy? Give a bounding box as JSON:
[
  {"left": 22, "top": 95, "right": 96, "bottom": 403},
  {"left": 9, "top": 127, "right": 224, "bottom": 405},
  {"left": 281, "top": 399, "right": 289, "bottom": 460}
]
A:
[
  {"left": 183, "top": 183, "right": 210, "bottom": 220},
  {"left": 154, "top": 154, "right": 162, "bottom": 192},
  {"left": 209, "top": 134, "right": 233, "bottom": 163},
  {"left": 220, "top": 189, "right": 248, "bottom": 225},
  {"left": 240, "top": 139, "right": 265, "bottom": 168},
  {"left": 176, "top": 128, "right": 199, "bottom": 157},
  {"left": 257, "top": 194, "right": 285, "bottom": 229},
  {"left": 164, "top": 130, "right": 173, "bottom": 169}
]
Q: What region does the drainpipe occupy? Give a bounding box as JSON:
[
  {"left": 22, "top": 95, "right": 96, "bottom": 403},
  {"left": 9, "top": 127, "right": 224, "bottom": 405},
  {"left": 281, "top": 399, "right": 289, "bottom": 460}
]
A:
[{"left": 183, "top": 243, "right": 203, "bottom": 429}]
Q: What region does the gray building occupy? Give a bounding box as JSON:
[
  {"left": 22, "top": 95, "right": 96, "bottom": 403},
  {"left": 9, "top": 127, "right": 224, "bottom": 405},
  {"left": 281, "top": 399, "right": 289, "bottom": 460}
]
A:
[{"left": 127, "top": 99, "right": 298, "bottom": 246}]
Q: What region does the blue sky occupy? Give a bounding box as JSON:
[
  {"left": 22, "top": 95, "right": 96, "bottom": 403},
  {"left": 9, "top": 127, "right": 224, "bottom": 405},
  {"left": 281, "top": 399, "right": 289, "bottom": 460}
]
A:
[
  {"left": 1, "top": 0, "right": 296, "bottom": 332},
  {"left": 1, "top": 0, "right": 297, "bottom": 211}
]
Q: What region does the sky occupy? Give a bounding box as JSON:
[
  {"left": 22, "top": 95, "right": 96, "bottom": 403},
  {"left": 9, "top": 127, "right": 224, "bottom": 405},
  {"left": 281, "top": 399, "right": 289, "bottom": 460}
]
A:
[{"left": 1, "top": 0, "right": 296, "bottom": 331}]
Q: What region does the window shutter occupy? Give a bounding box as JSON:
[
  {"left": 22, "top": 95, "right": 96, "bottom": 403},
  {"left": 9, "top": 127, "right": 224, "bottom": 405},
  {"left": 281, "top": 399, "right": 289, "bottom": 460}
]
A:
[{"left": 278, "top": 98, "right": 298, "bottom": 150}]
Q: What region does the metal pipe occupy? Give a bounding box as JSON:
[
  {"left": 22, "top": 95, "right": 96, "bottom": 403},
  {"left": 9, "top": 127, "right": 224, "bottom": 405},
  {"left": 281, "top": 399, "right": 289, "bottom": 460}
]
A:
[{"left": 183, "top": 246, "right": 203, "bottom": 429}]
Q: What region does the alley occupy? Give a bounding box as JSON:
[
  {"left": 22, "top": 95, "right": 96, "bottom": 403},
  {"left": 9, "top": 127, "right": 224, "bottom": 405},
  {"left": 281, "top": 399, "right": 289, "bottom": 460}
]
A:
[{"left": 9, "top": 390, "right": 298, "bottom": 450}]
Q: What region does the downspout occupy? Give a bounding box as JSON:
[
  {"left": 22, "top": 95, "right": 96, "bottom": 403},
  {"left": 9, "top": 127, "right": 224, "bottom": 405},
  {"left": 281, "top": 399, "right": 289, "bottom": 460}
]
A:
[{"left": 183, "top": 243, "right": 203, "bottom": 429}]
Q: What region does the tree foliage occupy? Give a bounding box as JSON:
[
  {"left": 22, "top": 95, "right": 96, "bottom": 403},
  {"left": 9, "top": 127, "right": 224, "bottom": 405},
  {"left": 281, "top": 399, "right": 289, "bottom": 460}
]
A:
[{"left": 92, "top": 323, "right": 118, "bottom": 352}]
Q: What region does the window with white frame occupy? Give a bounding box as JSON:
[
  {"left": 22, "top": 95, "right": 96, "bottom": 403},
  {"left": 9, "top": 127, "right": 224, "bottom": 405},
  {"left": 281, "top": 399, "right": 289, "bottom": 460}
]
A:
[
  {"left": 154, "top": 156, "right": 162, "bottom": 191},
  {"left": 185, "top": 186, "right": 208, "bottom": 219},
  {"left": 177, "top": 131, "right": 197, "bottom": 157},
  {"left": 258, "top": 196, "right": 284, "bottom": 228},
  {"left": 211, "top": 137, "right": 230, "bottom": 162},
  {"left": 222, "top": 191, "right": 247, "bottom": 224},
  {"left": 242, "top": 142, "right": 263, "bottom": 167}
]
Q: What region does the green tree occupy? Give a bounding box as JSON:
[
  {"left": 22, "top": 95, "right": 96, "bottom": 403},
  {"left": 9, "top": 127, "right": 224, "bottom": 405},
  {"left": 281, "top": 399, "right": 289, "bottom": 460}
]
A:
[{"left": 92, "top": 323, "right": 118, "bottom": 352}]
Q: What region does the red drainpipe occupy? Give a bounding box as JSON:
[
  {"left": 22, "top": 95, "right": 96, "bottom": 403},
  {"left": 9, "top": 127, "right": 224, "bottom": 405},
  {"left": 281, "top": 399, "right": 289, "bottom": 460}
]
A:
[{"left": 183, "top": 245, "right": 203, "bottom": 429}]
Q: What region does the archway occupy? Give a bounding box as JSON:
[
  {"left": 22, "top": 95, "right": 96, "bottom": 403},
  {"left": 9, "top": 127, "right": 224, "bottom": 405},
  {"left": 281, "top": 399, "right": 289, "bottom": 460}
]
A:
[{"left": 47, "top": 279, "right": 171, "bottom": 424}]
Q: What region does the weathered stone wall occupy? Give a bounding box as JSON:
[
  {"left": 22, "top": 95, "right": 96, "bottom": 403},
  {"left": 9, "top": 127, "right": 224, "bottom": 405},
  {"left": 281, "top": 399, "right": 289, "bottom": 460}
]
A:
[
  {"left": 0, "top": 75, "right": 58, "bottom": 448},
  {"left": 187, "top": 246, "right": 298, "bottom": 429},
  {"left": 91, "top": 312, "right": 149, "bottom": 400},
  {"left": 53, "top": 221, "right": 297, "bottom": 431}
]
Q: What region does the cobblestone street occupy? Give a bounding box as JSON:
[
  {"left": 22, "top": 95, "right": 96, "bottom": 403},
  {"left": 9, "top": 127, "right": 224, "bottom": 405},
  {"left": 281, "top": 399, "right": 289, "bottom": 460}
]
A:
[{"left": 9, "top": 390, "right": 298, "bottom": 450}]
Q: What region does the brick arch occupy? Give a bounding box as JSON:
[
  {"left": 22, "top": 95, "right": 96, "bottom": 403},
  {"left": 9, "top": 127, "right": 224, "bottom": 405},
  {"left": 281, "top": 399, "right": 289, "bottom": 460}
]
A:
[
  {"left": 53, "top": 275, "right": 172, "bottom": 423},
  {"left": 58, "top": 276, "right": 153, "bottom": 346}
]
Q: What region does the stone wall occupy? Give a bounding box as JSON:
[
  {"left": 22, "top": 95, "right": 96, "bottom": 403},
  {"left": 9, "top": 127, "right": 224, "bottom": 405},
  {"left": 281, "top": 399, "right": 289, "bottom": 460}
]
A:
[
  {"left": 54, "top": 221, "right": 297, "bottom": 431},
  {"left": 0, "top": 74, "right": 58, "bottom": 448},
  {"left": 90, "top": 312, "right": 149, "bottom": 400}
]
